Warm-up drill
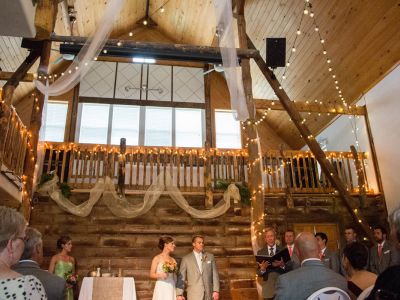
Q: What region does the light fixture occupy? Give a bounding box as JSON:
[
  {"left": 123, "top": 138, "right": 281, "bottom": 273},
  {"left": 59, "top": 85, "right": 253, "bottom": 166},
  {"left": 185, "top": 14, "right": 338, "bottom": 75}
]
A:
[
  {"left": 160, "top": 6, "right": 165, "bottom": 13},
  {"left": 132, "top": 57, "right": 156, "bottom": 63},
  {"left": 143, "top": 19, "right": 148, "bottom": 26}
]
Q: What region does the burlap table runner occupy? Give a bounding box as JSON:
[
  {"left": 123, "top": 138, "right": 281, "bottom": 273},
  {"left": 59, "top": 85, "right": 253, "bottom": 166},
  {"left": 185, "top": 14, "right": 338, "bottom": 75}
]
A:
[{"left": 92, "top": 277, "right": 124, "bottom": 300}]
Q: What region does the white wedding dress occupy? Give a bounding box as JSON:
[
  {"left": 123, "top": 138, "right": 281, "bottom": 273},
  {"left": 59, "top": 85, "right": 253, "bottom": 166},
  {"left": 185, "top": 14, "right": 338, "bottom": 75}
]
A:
[{"left": 152, "top": 262, "right": 176, "bottom": 300}]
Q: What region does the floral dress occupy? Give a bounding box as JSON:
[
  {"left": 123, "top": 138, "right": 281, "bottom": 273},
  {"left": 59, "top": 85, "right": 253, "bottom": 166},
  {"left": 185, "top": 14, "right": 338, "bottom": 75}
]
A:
[{"left": 0, "top": 275, "right": 47, "bottom": 300}]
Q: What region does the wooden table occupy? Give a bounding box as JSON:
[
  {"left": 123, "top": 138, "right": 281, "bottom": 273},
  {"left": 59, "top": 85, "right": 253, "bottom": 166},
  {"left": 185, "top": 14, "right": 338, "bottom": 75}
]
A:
[{"left": 78, "top": 277, "right": 136, "bottom": 300}]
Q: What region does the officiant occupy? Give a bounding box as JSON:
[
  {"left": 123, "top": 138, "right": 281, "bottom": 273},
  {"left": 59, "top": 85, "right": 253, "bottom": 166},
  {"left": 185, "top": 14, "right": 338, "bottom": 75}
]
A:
[{"left": 256, "top": 228, "right": 287, "bottom": 300}]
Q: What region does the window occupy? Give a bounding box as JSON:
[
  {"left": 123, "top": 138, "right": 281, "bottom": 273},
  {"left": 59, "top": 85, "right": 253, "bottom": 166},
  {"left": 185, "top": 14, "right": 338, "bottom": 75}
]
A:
[
  {"left": 215, "top": 110, "right": 242, "bottom": 149},
  {"left": 78, "top": 103, "right": 110, "bottom": 144},
  {"left": 175, "top": 108, "right": 203, "bottom": 147},
  {"left": 43, "top": 101, "right": 68, "bottom": 142},
  {"left": 111, "top": 105, "right": 140, "bottom": 145},
  {"left": 144, "top": 107, "right": 172, "bottom": 146}
]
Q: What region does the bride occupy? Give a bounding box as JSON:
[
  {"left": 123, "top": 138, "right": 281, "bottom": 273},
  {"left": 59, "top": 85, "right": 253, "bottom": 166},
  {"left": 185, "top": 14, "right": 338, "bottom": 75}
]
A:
[{"left": 150, "top": 236, "right": 178, "bottom": 300}]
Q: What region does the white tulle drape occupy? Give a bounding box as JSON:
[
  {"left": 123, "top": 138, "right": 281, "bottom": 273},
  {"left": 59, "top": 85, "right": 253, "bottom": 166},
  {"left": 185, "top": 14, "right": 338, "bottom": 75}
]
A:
[
  {"left": 34, "top": 0, "right": 125, "bottom": 96},
  {"left": 213, "top": 0, "right": 249, "bottom": 121},
  {"left": 38, "top": 173, "right": 240, "bottom": 219}
]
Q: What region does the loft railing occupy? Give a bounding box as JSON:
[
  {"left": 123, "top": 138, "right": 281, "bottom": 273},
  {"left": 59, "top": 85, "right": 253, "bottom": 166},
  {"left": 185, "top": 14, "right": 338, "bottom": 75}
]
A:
[
  {"left": 40, "top": 142, "right": 374, "bottom": 195},
  {"left": 0, "top": 106, "right": 28, "bottom": 177}
]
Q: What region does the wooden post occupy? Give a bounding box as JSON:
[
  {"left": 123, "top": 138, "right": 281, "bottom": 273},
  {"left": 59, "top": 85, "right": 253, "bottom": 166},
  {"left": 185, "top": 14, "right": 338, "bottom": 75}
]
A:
[
  {"left": 21, "top": 41, "right": 52, "bottom": 221},
  {"left": 204, "top": 66, "right": 213, "bottom": 147},
  {"left": 350, "top": 145, "right": 367, "bottom": 209},
  {"left": 65, "top": 84, "right": 80, "bottom": 142},
  {"left": 204, "top": 141, "right": 213, "bottom": 208},
  {"left": 280, "top": 146, "right": 294, "bottom": 208},
  {"left": 118, "top": 138, "right": 126, "bottom": 196},
  {"left": 248, "top": 36, "right": 374, "bottom": 241},
  {"left": 364, "top": 108, "right": 387, "bottom": 215},
  {"left": 237, "top": 0, "right": 265, "bottom": 244}
]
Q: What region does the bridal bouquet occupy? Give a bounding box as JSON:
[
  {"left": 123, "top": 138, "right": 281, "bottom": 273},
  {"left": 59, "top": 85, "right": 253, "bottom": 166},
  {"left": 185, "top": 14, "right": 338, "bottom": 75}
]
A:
[
  {"left": 65, "top": 271, "right": 79, "bottom": 286},
  {"left": 162, "top": 261, "right": 178, "bottom": 273}
]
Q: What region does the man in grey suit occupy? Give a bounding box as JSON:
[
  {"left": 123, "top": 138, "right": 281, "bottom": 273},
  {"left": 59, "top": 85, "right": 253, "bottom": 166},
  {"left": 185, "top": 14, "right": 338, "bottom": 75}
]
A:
[
  {"left": 257, "top": 228, "right": 286, "bottom": 300},
  {"left": 275, "top": 232, "right": 347, "bottom": 300},
  {"left": 315, "top": 232, "right": 340, "bottom": 273},
  {"left": 369, "top": 225, "right": 399, "bottom": 275},
  {"left": 176, "top": 235, "right": 220, "bottom": 300},
  {"left": 12, "top": 227, "right": 66, "bottom": 300},
  {"left": 284, "top": 230, "right": 300, "bottom": 271}
]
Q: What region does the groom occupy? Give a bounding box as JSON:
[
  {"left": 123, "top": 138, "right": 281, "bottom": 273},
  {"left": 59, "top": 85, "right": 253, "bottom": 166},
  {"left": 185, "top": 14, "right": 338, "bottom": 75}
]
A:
[{"left": 176, "top": 235, "right": 220, "bottom": 300}]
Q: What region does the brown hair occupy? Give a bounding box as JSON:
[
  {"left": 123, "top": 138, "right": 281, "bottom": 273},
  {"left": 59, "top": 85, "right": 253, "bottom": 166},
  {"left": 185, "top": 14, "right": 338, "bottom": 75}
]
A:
[
  {"left": 192, "top": 235, "right": 204, "bottom": 243},
  {"left": 57, "top": 235, "right": 71, "bottom": 250},
  {"left": 158, "top": 236, "right": 174, "bottom": 250}
]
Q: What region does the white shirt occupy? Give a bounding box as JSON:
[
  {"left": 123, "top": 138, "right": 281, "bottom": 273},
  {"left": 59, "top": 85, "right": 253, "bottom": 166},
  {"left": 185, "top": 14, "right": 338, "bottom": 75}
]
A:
[
  {"left": 321, "top": 247, "right": 327, "bottom": 255},
  {"left": 301, "top": 258, "right": 321, "bottom": 267},
  {"left": 193, "top": 251, "right": 203, "bottom": 272},
  {"left": 267, "top": 244, "right": 277, "bottom": 256}
]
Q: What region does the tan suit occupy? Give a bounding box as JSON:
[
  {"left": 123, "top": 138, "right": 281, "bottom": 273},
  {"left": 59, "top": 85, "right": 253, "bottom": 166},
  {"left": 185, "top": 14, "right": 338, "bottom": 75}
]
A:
[{"left": 176, "top": 251, "right": 220, "bottom": 300}]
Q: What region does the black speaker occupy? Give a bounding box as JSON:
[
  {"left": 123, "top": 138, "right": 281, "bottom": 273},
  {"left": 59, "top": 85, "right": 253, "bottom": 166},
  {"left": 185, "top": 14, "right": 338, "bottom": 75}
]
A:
[{"left": 266, "top": 38, "right": 286, "bottom": 68}]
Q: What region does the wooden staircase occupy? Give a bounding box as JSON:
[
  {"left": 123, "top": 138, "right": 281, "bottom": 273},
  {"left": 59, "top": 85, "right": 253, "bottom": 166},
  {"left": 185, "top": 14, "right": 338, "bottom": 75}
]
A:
[{"left": 30, "top": 192, "right": 257, "bottom": 300}]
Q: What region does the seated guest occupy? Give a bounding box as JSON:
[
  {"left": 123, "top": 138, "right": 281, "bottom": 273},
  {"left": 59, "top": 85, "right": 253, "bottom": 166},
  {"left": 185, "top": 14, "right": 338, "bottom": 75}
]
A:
[
  {"left": 315, "top": 232, "right": 340, "bottom": 273},
  {"left": 342, "top": 242, "right": 377, "bottom": 299},
  {"left": 369, "top": 225, "right": 399, "bottom": 275},
  {"left": 275, "top": 232, "right": 347, "bottom": 300},
  {"left": 0, "top": 206, "right": 47, "bottom": 299},
  {"left": 12, "top": 227, "right": 66, "bottom": 300},
  {"left": 366, "top": 265, "right": 400, "bottom": 300}
]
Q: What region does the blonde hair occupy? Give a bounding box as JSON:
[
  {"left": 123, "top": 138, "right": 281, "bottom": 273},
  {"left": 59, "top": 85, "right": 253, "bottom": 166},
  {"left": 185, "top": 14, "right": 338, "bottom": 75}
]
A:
[{"left": 0, "top": 206, "right": 26, "bottom": 250}]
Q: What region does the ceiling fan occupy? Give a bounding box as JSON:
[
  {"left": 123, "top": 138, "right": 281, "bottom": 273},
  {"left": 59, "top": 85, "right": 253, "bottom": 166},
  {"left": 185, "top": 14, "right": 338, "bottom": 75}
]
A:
[{"left": 203, "top": 64, "right": 224, "bottom": 75}]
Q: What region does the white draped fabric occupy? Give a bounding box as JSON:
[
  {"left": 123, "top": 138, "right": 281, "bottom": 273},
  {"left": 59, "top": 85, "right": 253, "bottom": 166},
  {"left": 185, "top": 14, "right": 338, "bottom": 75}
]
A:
[
  {"left": 34, "top": 0, "right": 125, "bottom": 96},
  {"left": 213, "top": 0, "right": 249, "bottom": 121},
  {"left": 38, "top": 173, "right": 240, "bottom": 219}
]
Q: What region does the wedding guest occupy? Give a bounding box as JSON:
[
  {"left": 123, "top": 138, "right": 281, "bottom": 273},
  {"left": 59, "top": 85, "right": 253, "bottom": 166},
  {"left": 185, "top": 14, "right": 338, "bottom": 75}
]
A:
[
  {"left": 12, "top": 227, "right": 66, "bottom": 300},
  {"left": 0, "top": 206, "right": 47, "bottom": 299},
  {"left": 342, "top": 242, "right": 377, "bottom": 299},
  {"left": 48, "top": 235, "right": 75, "bottom": 300},
  {"left": 256, "top": 228, "right": 285, "bottom": 300},
  {"left": 344, "top": 226, "right": 358, "bottom": 245},
  {"left": 315, "top": 232, "right": 340, "bottom": 273},
  {"left": 369, "top": 225, "right": 399, "bottom": 275},
  {"left": 284, "top": 230, "right": 300, "bottom": 271},
  {"left": 366, "top": 265, "right": 400, "bottom": 300},
  {"left": 275, "top": 232, "right": 347, "bottom": 300},
  {"left": 150, "top": 236, "right": 177, "bottom": 300},
  {"left": 389, "top": 207, "right": 400, "bottom": 243}
]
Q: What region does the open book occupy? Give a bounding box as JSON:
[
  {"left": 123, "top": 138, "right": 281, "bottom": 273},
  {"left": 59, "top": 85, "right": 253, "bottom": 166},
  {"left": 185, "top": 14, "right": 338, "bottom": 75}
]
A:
[{"left": 255, "top": 248, "right": 291, "bottom": 264}]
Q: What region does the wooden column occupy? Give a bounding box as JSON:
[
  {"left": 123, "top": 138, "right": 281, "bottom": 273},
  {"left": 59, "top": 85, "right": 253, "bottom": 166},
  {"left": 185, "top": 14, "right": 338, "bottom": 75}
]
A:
[
  {"left": 65, "top": 84, "right": 80, "bottom": 142},
  {"left": 249, "top": 37, "right": 374, "bottom": 241},
  {"left": 118, "top": 138, "right": 126, "bottom": 196},
  {"left": 364, "top": 108, "right": 387, "bottom": 214},
  {"left": 21, "top": 41, "right": 52, "bottom": 221},
  {"left": 350, "top": 145, "right": 367, "bottom": 209},
  {"left": 204, "top": 66, "right": 213, "bottom": 147},
  {"left": 237, "top": 0, "right": 265, "bottom": 244}
]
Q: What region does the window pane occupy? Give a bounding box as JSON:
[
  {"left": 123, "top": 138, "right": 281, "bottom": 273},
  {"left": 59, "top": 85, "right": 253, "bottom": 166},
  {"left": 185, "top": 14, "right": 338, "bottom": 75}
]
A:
[
  {"left": 176, "top": 108, "right": 203, "bottom": 147},
  {"left": 43, "top": 102, "right": 68, "bottom": 142},
  {"left": 111, "top": 105, "right": 140, "bottom": 145},
  {"left": 145, "top": 107, "right": 172, "bottom": 146},
  {"left": 79, "top": 103, "right": 110, "bottom": 144},
  {"left": 215, "top": 110, "right": 242, "bottom": 149}
]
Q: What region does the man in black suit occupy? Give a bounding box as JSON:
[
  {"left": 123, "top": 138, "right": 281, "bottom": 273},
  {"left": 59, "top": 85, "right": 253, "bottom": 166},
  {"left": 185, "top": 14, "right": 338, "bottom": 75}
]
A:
[
  {"left": 12, "top": 227, "right": 66, "bottom": 300},
  {"left": 315, "top": 232, "right": 340, "bottom": 273},
  {"left": 256, "top": 228, "right": 285, "bottom": 300}
]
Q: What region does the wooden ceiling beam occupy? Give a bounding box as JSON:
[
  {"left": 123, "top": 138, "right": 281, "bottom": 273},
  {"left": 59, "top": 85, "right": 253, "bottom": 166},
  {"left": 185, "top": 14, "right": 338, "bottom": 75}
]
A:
[
  {"left": 248, "top": 35, "right": 374, "bottom": 241},
  {"left": 254, "top": 99, "right": 366, "bottom": 115},
  {"left": 0, "top": 72, "right": 35, "bottom": 83},
  {"left": 51, "top": 35, "right": 259, "bottom": 63},
  {"left": 34, "top": 0, "right": 59, "bottom": 40}
]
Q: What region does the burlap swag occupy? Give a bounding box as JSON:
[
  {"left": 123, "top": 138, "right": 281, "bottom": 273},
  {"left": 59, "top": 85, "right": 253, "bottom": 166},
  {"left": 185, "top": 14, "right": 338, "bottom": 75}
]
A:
[{"left": 37, "top": 173, "right": 240, "bottom": 219}]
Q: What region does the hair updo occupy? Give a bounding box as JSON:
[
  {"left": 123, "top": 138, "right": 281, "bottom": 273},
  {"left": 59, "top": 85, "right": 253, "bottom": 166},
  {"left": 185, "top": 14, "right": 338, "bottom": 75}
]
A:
[
  {"left": 343, "top": 241, "right": 368, "bottom": 270},
  {"left": 57, "top": 235, "right": 71, "bottom": 250},
  {"left": 158, "top": 236, "right": 174, "bottom": 250}
]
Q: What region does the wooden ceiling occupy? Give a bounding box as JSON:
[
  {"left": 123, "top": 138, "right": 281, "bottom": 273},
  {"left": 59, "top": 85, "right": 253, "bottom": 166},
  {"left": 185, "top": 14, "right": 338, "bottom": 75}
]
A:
[{"left": 2, "top": 0, "right": 400, "bottom": 149}]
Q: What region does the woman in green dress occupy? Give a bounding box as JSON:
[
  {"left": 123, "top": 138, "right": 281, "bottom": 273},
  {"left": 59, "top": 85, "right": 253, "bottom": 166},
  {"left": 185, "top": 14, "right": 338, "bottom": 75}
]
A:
[{"left": 49, "top": 235, "right": 76, "bottom": 300}]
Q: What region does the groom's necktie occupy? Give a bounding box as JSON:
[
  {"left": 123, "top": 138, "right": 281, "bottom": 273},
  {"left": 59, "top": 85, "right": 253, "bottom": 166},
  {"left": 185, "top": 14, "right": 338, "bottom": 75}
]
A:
[{"left": 197, "top": 252, "right": 203, "bottom": 273}]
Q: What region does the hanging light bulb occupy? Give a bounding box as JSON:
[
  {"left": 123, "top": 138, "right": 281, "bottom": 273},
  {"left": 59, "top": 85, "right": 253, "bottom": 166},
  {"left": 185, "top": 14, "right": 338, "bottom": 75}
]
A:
[
  {"left": 129, "top": 32, "right": 133, "bottom": 37},
  {"left": 143, "top": 19, "right": 148, "bottom": 25},
  {"left": 160, "top": 6, "right": 165, "bottom": 13}
]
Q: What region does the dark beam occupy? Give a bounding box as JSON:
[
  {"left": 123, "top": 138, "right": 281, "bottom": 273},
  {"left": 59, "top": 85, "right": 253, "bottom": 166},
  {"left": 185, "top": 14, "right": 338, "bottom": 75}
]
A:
[
  {"left": 51, "top": 35, "right": 259, "bottom": 63},
  {"left": 248, "top": 36, "right": 374, "bottom": 241},
  {"left": 254, "top": 99, "right": 366, "bottom": 116},
  {"left": 79, "top": 97, "right": 205, "bottom": 109},
  {"left": 0, "top": 72, "right": 35, "bottom": 82}
]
